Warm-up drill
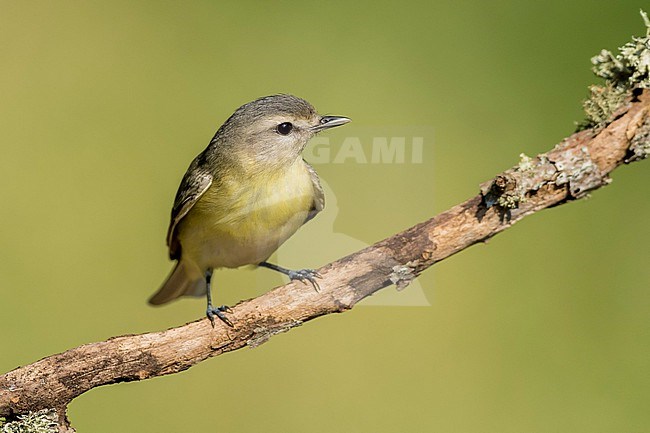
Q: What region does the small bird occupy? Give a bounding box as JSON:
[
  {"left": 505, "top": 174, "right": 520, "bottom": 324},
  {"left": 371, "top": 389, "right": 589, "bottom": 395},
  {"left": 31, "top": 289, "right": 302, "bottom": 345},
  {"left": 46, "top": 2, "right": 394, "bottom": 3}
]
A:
[{"left": 149, "top": 94, "right": 350, "bottom": 326}]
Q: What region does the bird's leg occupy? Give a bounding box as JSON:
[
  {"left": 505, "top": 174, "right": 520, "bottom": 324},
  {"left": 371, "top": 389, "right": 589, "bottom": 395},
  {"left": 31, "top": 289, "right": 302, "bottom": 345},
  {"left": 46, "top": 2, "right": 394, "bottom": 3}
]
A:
[
  {"left": 205, "top": 269, "right": 233, "bottom": 327},
  {"left": 258, "top": 261, "right": 322, "bottom": 292}
]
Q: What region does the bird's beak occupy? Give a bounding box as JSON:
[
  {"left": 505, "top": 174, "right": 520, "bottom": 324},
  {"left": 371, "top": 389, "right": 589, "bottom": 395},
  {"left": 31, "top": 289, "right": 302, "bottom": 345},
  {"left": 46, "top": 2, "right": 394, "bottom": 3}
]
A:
[{"left": 311, "top": 115, "right": 351, "bottom": 132}]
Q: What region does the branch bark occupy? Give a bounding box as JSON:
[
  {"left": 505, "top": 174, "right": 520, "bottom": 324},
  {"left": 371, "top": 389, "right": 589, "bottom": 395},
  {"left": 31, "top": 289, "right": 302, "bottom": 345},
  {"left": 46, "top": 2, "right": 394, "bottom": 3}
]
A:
[{"left": 2, "top": 89, "right": 649, "bottom": 431}]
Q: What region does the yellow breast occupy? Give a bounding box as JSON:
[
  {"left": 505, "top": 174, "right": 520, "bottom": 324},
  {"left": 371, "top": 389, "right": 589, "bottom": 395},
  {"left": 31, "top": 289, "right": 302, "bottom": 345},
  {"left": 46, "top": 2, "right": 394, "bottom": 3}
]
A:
[{"left": 177, "top": 159, "right": 315, "bottom": 269}]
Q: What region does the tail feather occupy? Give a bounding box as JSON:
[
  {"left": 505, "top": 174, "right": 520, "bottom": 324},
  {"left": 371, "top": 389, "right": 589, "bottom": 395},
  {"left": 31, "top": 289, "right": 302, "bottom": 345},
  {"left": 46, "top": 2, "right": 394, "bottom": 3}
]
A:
[{"left": 149, "top": 260, "right": 205, "bottom": 305}]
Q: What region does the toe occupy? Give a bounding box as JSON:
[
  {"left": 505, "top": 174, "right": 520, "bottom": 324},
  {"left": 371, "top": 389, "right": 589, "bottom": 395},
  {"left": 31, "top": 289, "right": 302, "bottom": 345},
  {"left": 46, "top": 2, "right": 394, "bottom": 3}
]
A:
[
  {"left": 207, "top": 307, "right": 234, "bottom": 327},
  {"left": 304, "top": 275, "right": 321, "bottom": 292}
]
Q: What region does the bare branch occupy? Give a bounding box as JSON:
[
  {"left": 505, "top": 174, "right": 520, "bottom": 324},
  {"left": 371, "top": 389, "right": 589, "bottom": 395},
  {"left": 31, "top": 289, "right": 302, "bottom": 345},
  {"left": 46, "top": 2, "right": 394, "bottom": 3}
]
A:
[{"left": 1, "top": 89, "right": 649, "bottom": 430}]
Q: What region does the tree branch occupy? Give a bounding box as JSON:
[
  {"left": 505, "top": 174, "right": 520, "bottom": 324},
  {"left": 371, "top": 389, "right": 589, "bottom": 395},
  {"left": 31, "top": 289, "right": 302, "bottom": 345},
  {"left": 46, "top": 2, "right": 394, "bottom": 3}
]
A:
[{"left": 1, "top": 88, "right": 649, "bottom": 430}]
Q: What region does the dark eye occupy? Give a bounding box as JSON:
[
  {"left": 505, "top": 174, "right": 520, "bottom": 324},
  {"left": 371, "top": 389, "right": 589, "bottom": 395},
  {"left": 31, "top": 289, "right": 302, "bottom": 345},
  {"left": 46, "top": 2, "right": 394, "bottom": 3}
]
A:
[{"left": 276, "top": 122, "right": 293, "bottom": 135}]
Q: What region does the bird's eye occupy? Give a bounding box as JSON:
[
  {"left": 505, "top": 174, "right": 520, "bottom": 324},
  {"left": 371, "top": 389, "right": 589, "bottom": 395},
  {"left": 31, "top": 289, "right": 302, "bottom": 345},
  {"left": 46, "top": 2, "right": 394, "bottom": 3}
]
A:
[{"left": 276, "top": 122, "right": 293, "bottom": 135}]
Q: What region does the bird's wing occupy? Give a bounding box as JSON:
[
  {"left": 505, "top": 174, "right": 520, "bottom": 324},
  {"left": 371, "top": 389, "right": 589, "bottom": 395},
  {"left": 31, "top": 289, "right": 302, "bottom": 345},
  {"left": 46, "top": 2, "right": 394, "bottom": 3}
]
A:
[
  {"left": 166, "top": 161, "right": 213, "bottom": 260},
  {"left": 304, "top": 159, "right": 324, "bottom": 223}
]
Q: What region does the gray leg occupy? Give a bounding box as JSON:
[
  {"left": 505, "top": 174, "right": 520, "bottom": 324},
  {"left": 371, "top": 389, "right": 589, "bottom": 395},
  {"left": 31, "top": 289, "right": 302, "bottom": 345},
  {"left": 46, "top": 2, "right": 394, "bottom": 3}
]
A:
[
  {"left": 205, "top": 269, "right": 233, "bottom": 327},
  {"left": 259, "top": 261, "right": 322, "bottom": 292}
]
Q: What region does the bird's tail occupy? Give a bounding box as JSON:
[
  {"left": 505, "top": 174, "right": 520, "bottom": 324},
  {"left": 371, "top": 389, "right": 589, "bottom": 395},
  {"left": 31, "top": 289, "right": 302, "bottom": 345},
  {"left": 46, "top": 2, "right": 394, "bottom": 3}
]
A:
[{"left": 149, "top": 260, "right": 206, "bottom": 305}]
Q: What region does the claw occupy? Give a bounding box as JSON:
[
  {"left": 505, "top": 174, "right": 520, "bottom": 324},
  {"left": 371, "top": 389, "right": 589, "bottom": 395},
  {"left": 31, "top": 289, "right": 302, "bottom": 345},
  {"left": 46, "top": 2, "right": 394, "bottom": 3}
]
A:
[
  {"left": 288, "top": 269, "right": 322, "bottom": 292},
  {"left": 206, "top": 305, "right": 234, "bottom": 328},
  {"left": 258, "top": 262, "right": 323, "bottom": 293}
]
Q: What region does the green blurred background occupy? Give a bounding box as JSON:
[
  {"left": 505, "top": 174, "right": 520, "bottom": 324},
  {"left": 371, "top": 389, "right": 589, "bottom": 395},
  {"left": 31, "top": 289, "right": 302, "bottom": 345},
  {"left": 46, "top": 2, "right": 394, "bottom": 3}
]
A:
[{"left": 1, "top": 1, "right": 648, "bottom": 432}]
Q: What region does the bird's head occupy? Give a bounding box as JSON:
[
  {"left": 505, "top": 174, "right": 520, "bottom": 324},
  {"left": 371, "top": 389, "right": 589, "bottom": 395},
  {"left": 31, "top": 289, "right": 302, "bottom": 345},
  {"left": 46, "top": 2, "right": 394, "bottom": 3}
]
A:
[{"left": 216, "top": 94, "right": 350, "bottom": 169}]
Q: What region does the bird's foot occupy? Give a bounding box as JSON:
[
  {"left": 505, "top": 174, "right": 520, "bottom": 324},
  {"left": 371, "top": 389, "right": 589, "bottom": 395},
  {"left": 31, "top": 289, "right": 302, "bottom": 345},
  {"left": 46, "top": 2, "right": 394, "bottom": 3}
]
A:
[
  {"left": 206, "top": 305, "right": 234, "bottom": 328},
  {"left": 258, "top": 262, "right": 323, "bottom": 292},
  {"left": 287, "top": 269, "right": 322, "bottom": 292}
]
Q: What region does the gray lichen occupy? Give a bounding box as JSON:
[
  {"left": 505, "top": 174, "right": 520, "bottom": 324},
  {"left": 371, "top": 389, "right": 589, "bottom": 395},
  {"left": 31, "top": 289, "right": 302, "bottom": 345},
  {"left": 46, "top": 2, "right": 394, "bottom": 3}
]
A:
[
  {"left": 578, "top": 10, "right": 650, "bottom": 130},
  {"left": 580, "top": 83, "right": 629, "bottom": 129},
  {"left": 0, "top": 410, "right": 58, "bottom": 433},
  {"left": 550, "top": 146, "right": 608, "bottom": 198},
  {"left": 389, "top": 262, "right": 418, "bottom": 290}
]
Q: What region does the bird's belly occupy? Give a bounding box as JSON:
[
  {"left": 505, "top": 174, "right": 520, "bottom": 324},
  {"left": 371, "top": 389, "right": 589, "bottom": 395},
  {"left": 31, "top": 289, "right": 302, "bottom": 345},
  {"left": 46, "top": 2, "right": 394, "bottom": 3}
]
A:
[
  {"left": 177, "top": 166, "right": 314, "bottom": 269},
  {"left": 187, "top": 207, "right": 310, "bottom": 268}
]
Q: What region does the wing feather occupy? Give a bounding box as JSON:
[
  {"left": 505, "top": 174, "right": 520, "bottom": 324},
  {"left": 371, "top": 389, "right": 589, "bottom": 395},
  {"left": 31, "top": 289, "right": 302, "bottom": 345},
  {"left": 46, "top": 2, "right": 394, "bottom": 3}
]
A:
[
  {"left": 166, "top": 160, "right": 213, "bottom": 259},
  {"left": 304, "top": 160, "right": 324, "bottom": 223}
]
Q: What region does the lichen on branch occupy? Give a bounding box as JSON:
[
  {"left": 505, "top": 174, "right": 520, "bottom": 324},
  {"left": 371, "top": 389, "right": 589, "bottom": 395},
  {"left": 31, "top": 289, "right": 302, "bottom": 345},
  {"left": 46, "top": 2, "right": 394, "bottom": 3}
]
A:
[
  {"left": 0, "top": 410, "right": 58, "bottom": 433},
  {"left": 579, "top": 10, "right": 650, "bottom": 129}
]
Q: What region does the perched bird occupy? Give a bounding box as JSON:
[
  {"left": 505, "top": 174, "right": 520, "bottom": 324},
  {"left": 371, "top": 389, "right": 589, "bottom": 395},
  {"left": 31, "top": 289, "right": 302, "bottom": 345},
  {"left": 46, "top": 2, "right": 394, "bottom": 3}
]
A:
[{"left": 149, "top": 94, "right": 350, "bottom": 326}]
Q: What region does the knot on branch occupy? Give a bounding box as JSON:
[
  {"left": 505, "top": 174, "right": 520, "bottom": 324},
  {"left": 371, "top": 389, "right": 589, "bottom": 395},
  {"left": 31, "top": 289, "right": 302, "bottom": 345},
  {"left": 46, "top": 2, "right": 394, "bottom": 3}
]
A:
[{"left": 480, "top": 153, "right": 558, "bottom": 211}]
